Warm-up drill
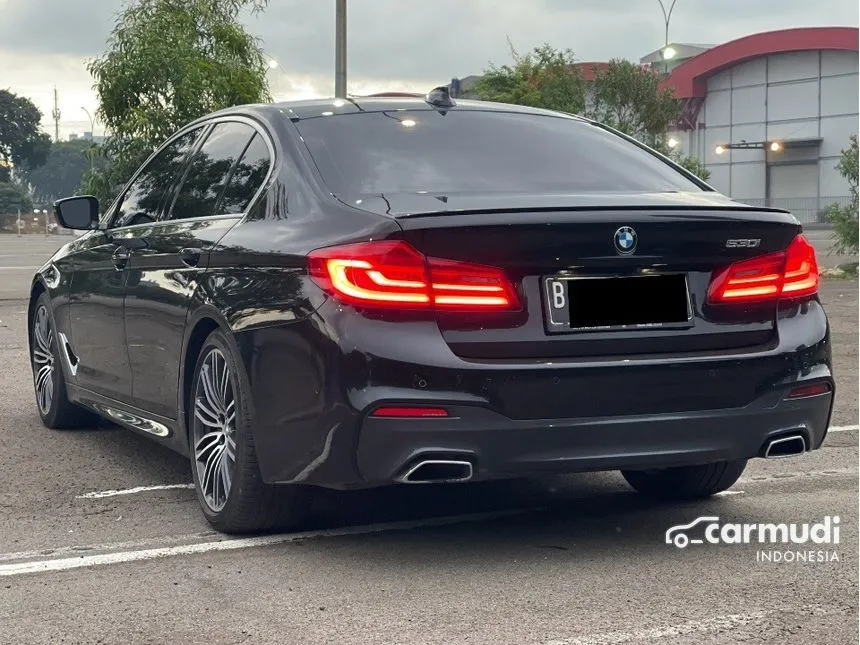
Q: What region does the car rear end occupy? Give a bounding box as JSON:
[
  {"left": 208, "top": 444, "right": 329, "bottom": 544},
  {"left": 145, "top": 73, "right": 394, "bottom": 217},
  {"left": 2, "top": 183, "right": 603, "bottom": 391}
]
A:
[{"left": 268, "top": 100, "right": 833, "bottom": 487}]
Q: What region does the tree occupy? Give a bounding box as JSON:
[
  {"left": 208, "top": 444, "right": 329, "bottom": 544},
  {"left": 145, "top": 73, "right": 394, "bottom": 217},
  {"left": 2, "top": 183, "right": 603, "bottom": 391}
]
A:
[
  {"left": 472, "top": 44, "right": 586, "bottom": 115},
  {"left": 587, "top": 59, "right": 679, "bottom": 146},
  {"left": 472, "top": 44, "right": 710, "bottom": 182},
  {"left": 0, "top": 90, "right": 51, "bottom": 182},
  {"left": 83, "top": 0, "right": 271, "bottom": 208},
  {"left": 826, "top": 135, "right": 858, "bottom": 255},
  {"left": 0, "top": 181, "right": 32, "bottom": 215},
  {"left": 22, "top": 139, "right": 102, "bottom": 203}
]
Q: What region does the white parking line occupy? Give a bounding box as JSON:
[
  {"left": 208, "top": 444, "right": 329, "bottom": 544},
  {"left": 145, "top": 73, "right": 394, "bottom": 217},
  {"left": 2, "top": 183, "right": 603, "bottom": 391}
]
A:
[
  {"left": 76, "top": 484, "right": 194, "bottom": 499},
  {"left": 714, "top": 490, "right": 744, "bottom": 496},
  {"left": 542, "top": 610, "right": 771, "bottom": 645},
  {"left": 829, "top": 424, "right": 858, "bottom": 433},
  {"left": 0, "top": 508, "right": 531, "bottom": 577}
]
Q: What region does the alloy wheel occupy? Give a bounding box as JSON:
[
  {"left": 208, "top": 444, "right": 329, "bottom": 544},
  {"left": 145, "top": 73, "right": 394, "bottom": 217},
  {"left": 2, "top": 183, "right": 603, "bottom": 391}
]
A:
[
  {"left": 32, "top": 305, "right": 55, "bottom": 415},
  {"left": 192, "top": 348, "right": 237, "bottom": 512}
]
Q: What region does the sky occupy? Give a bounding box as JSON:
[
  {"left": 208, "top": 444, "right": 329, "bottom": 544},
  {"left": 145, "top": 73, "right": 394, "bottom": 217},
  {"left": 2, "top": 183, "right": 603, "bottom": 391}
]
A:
[{"left": 0, "top": 0, "right": 857, "bottom": 140}]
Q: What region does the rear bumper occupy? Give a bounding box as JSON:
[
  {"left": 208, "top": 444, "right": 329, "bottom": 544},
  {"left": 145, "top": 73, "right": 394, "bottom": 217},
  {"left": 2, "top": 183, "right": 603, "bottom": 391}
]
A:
[
  {"left": 236, "top": 298, "right": 833, "bottom": 488},
  {"left": 356, "top": 391, "right": 833, "bottom": 484}
]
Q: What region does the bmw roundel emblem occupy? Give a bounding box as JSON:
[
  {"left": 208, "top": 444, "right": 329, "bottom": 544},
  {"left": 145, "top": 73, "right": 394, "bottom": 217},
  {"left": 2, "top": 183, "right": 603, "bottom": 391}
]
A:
[{"left": 614, "top": 226, "right": 638, "bottom": 255}]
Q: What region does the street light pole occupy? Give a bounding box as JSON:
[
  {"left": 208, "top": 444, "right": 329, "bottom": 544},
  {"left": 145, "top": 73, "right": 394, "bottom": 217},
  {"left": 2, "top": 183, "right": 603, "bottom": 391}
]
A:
[
  {"left": 656, "top": 0, "right": 680, "bottom": 72},
  {"left": 81, "top": 107, "right": 94, "bottom": 137},
  {"left": 334, "top": 0, "right": 347, "bottom": 98}
]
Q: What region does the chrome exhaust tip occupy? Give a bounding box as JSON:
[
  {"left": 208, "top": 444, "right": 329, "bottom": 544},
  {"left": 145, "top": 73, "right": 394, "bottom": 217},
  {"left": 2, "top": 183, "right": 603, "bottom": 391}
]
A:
[
  {"left": 763, "top": 434, "right": 807, "bottom": 459},
  {"left": 396, "top": 460, "right": 474, "bottom": 484}
]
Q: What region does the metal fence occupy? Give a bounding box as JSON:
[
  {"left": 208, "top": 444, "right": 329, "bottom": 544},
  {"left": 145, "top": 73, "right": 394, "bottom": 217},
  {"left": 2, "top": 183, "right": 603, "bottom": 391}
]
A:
[{"left": 737, "top": 196, "right": 854, "bottom": 225}]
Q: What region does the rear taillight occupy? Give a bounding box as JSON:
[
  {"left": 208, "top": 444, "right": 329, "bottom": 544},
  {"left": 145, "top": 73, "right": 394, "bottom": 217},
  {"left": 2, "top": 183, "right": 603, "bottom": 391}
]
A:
[
  {"left": 308, "top": 241, "right": 520, "bottom": 311},
  {"left": 707, "top": 234, "right": 819, "bottom": 305}
]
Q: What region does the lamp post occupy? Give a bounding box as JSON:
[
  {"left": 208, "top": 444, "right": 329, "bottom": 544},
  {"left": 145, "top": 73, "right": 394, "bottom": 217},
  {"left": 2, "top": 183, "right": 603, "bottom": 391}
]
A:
[
  {"left": 334, "top": 0, "right": 347, "bottom": 98},
  {"left": 656, "top": 0, "right": 680, "bottom": 72},
  {"left": 34, "top": 209, "right": 50, "bottom": 236},
  {"left": 81, "top": 107, "right": 94, "bottom": 138}
]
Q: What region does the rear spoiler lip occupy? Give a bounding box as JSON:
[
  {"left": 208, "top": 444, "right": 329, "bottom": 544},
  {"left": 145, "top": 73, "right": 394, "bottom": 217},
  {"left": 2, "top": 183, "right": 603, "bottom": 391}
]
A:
[{"left": 392, "top": 204, "right": 793, "bottom": 219}]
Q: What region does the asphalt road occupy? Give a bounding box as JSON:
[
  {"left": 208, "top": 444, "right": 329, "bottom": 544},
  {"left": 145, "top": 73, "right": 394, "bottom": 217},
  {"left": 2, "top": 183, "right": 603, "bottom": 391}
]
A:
[{"left": 0, "top": 238, "right": 857, "bottom": 644}]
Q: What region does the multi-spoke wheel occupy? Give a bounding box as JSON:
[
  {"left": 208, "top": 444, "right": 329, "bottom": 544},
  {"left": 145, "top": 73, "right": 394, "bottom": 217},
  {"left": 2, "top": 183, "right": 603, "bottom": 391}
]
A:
[
  {"left": 30, "top": 292, "right": 94, "bottom": 429},
  {"left": 32, "top": 305, "right": 56, "bottom": 416},
  {"left": 189, "top": 330, "right": 309, "bottom": 534},
  {"left": 192, "top": 348, "right": 237, "bottom": 512}
]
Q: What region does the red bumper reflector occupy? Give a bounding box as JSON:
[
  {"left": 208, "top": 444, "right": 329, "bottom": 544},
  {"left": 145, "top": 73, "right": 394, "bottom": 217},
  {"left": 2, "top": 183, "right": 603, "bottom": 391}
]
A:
[
  {"left": 370, "top": 406, "right": 450, "bottom": 418},
  {"left": 787, "top": 383, "right": 832, "bottom": 399}
]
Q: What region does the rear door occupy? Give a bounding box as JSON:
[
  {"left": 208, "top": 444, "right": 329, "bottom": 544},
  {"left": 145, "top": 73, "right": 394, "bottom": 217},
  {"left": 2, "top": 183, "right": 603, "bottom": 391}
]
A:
[{"left": 122, "top": 118, "right": 273, "bottom": 419}]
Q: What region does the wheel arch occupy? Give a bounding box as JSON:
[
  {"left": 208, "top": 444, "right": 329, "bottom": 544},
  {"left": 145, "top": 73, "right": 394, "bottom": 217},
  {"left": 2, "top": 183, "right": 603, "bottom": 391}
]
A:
[
  {"left": 179, "top": 305, "right": 252, "bottom": 453},
  {"left": 27, "top": 279, "right": 48, "bottom": 358}
]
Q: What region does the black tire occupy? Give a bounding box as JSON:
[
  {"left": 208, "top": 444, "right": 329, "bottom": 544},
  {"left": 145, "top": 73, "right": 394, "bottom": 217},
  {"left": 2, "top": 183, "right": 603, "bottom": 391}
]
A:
[
  {"left": 621, "top": 460, "right": 747, "bottom": 500},
  {"left": 31, "top": 292, "right": 96, "bottom": 430},
  {"left": 188, "top": 329, "right": 310, "bottom": 534}
]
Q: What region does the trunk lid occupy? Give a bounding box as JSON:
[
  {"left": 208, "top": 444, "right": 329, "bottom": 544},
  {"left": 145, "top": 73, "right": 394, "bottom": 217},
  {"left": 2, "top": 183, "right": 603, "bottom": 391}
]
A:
[{"left": 381, "top": 196, "right": 801, "bottom": 360}]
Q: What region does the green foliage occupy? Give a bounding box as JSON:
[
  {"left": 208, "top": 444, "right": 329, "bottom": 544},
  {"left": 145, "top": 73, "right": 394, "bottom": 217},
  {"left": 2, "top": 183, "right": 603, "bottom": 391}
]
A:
[
  {"left": 0, "top": 181, "right": 33, "bottom": 214},
  {"left": 472, "top": 44, "right": 586, "bottom": 115},
  {"left": 84, "top": 0, "right": 271, "bottom": 209},
  {"left": 21, "top": 139, "right": 104, "bottom": 203},
  {"left": 0, "top": 90, "right": 52, "bottom": 181},
  {"left": 672, "top": 154, "right": 711, "bottom": 182},
  {"left": 826, "top": 135, "right": 859, "bottom": 255},
  {"left": 587, "top": 59, "right": 679, "bottom": 145},
  {"left": 473, "top": 44, "right": 712, "bottom": 184}
]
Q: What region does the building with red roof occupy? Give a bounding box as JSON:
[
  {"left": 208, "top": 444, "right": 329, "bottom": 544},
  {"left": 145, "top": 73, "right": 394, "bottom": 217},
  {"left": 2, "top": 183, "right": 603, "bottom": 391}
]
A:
[{"left": 658, "top": 27, "right": 858, "bottom": 223}]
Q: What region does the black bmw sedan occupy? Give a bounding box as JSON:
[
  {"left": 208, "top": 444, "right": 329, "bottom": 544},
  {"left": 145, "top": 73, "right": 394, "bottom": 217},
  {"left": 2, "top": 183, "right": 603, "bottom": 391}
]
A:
[{"left": 31, "top": 91, "right": 833, "bottom": 533}]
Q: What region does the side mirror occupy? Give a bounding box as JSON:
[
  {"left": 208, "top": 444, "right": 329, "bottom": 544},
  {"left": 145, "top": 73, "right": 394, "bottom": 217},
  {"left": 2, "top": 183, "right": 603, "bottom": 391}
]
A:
[{"left": 54, "top": 196, "right": 100, "bottom": 230}]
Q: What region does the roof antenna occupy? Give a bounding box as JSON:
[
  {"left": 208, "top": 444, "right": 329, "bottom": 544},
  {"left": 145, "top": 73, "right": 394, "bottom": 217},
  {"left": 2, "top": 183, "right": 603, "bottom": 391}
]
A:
[{"left": 425, "top": 85, "right": 456, "bottom": 111}]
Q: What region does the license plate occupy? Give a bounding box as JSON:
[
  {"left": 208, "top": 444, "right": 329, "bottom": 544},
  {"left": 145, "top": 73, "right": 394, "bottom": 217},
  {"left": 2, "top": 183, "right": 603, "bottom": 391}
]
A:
[{"left": 544, "top": 274, "right": 692, "bottom": 332}]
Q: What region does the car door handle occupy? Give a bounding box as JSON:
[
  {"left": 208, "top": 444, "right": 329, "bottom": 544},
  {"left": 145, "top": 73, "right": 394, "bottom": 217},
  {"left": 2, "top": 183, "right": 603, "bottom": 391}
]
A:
[
  {"left": 179, "top": 247, "right": 201, "bottom": 267},
  {"left": 112, "top": 246, "right": 131, "bottom": 271}
]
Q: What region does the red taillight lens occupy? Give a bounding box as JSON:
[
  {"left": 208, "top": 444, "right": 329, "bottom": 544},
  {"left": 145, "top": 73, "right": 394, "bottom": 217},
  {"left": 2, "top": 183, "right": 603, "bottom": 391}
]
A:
[
  {"left": 781, "top": 234, "right": 820, "bottom": 298},
  {"left": 370, "top": 406, "right": 450, "bottom": 418},
  {"left": 308, "top": 241, "right": 520, "bottom": 311},
  {"left": 707, "top": 234, "right": 819, "bottom": 305}
]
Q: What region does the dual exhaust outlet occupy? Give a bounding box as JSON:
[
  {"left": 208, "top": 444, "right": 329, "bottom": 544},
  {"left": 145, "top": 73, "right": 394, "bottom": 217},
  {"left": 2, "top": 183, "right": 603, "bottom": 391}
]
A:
[
  {"left": 762, "top": 433, "right": 807, "bottom": 459},
  {"left": 396, "top": 459, "right": 474, "bottom": 484},
  {"left": 396, "top": 432, "right": 808, "bottom": 483}
]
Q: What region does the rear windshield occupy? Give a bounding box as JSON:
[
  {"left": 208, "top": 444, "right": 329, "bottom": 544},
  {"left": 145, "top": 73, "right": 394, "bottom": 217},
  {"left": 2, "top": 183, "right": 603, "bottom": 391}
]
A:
[{"left": 294, "top": 109, "right": 703, "bottom": 196}]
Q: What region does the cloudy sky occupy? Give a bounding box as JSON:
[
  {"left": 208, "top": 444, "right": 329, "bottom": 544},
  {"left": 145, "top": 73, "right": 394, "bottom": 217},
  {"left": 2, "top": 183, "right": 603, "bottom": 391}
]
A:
[{"left": 1, "top": 0, "right": 856, "bottom": 139}]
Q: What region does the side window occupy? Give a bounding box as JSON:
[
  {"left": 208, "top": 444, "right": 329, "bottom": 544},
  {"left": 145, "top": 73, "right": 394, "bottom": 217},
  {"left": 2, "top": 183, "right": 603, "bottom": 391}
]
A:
[
  {"left": 218, "top": 134, "right": 272, "bottom": 214},
  {"left": 168, "top": 121, "right": 260, "bottom": 221},
  {"left": 112, "top": 128, "right": 202, "bottom": 228}
]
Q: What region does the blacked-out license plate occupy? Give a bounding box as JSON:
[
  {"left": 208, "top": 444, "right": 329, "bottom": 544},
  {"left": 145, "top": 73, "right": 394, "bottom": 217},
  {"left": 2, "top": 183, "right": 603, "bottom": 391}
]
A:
[{"left": 544, "top": 274, "right": 691, "bottom": 331}]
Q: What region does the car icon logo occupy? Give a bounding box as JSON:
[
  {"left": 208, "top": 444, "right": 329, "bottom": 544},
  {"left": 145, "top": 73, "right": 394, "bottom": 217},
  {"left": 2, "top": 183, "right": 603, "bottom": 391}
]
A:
[
  {"left": 665, "top": 516, "right": 721, "bottom": 548},
  {"left": 614, "top": 226, "right": 637, "bottom": 255}
]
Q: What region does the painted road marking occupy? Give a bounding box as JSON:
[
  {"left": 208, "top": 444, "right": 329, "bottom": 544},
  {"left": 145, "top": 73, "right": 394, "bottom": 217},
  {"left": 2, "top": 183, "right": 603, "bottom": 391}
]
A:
[
  {"left": 76, "top": 484, "right": 194, "bottom": 499},
  {"left": 0, "top": 509, "right": 531, "bottom": 577},
  {"left": 829, "top": 424, "right": 858, "bottom": 432},
  {"left": 541, "top": 609, "right": 835, "bottom": 645}
]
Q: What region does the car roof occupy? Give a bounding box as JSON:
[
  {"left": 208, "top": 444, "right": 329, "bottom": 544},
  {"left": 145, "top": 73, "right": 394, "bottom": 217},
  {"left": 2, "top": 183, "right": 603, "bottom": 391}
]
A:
[{"left": 201, "top": 97, "right": 588, "bottom": 123}]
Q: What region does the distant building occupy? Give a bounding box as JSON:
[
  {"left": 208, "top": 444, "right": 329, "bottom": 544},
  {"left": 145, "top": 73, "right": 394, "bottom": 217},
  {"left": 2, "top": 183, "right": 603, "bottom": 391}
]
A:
[
  {"left": 663, "top": 27, "right": 859, "bottom": 223},
  {"left": 66, "top": 132, "right": 107, "bottom": 145}
]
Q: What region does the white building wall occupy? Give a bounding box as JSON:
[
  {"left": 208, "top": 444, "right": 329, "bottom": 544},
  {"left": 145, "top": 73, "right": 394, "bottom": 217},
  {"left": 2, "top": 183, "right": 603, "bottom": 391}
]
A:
[{"left": 670, "top": 49, "right": 858, "bottom": 223}]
